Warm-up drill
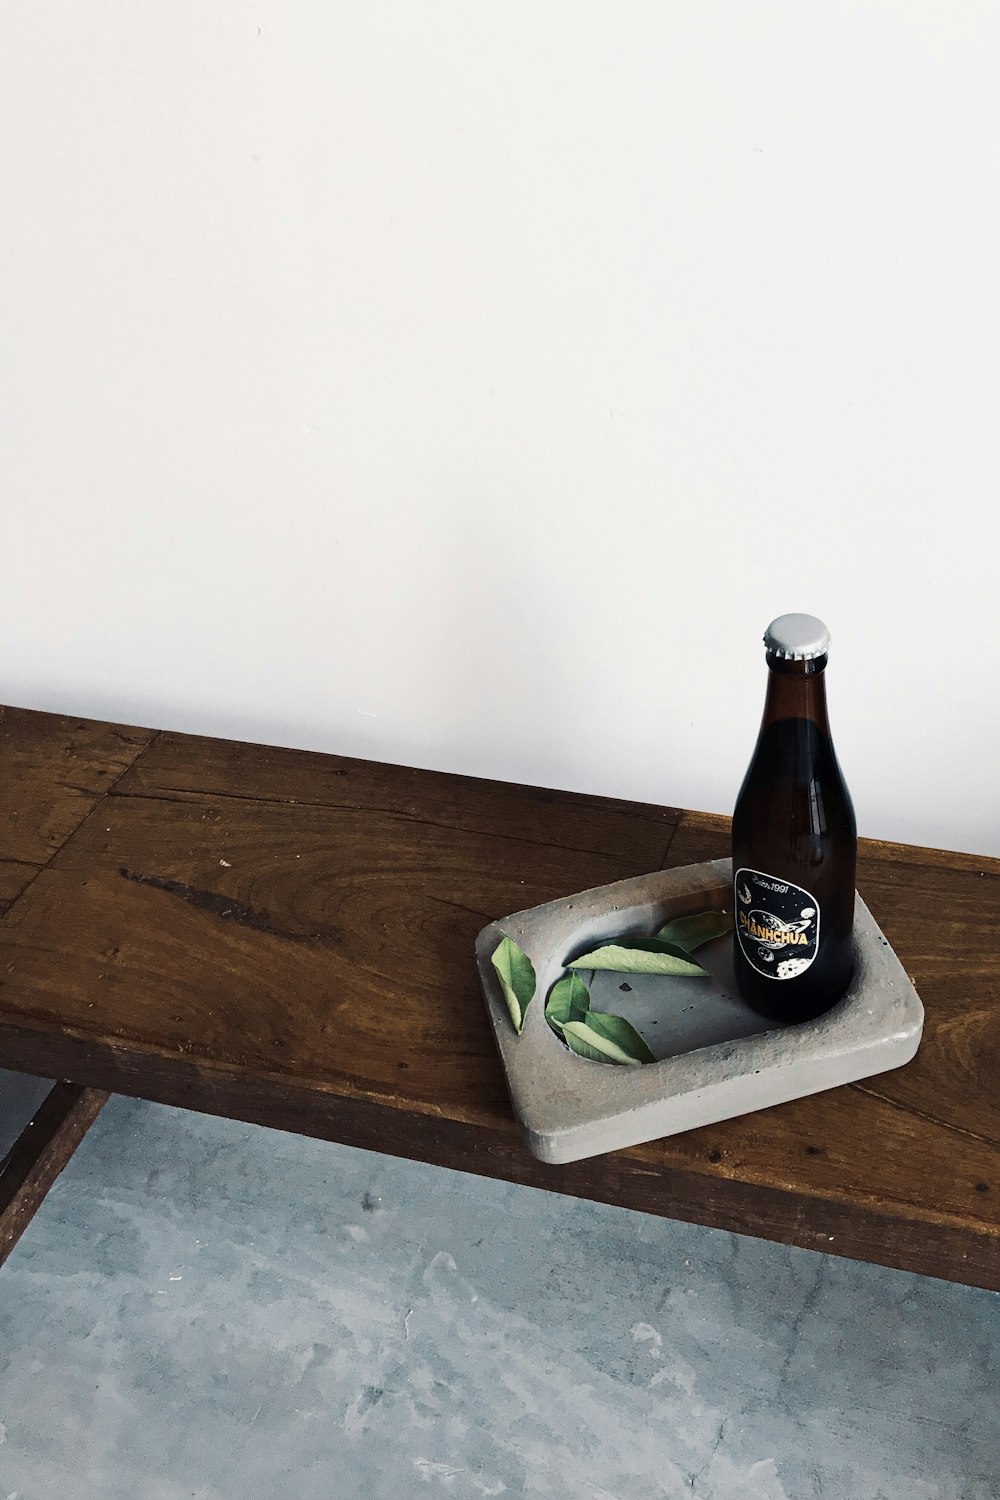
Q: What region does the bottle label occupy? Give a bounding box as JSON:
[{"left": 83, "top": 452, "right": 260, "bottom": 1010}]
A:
[{"left": 734, "top": 868, "right": 820, "bottom": 980}]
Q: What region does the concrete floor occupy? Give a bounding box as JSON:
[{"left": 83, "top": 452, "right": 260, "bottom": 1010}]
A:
[{"left": 0, "top": 1094, "right": 996, "bottom": 1499}]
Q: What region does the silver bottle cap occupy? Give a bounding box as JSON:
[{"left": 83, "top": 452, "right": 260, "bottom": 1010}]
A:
[{"left": 763, "top": 613, "right": 831, "bottom": 661}]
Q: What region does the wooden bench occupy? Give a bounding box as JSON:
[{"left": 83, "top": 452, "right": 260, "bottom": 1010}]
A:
[{"left": 1, "top": 704, "right": 997, "bottom": 1288}]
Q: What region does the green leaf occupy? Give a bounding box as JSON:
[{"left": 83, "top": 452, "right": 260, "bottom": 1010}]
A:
[
  {"left": 561, "top": 1021, "right": 626, "bottom": 1065},
  {"left": 656, "top": 910, "right": 733, "bottom": 951},
  {"left": 490, "top": 936, "right": 536, "bottom": 1034},
  {"left": 568, "top": 937, "right": 708, "bottom": 977},
  {"left": 586, "top": 1010, "right": 657, "bottom": 1063},
  {"left": 545, "top": 972, "right": 590, "bottom": 1036},
  {"left": 561, "top": 1012, "right": 655, "bottom": 1066}
]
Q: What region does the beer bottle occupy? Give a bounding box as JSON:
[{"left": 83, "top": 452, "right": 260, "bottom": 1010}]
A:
[{"left": 732, "top": 613, "right": 857, "bottom": 1023}]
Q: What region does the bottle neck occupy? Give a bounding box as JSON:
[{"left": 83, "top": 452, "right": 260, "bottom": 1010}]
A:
[{"left": 760, "top": 652, "right": 831, "bottom": 733}]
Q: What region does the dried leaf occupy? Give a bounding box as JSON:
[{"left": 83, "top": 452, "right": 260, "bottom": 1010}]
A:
[
  {"left": 569, "top": 937, "right": 707, "bottom": 977},
  {"left": 545, "top": 972, "right": 590, "bottom": 1036},
  {"left": 490, "top": 936, "right": 536, "bottom": 1034},
  {"left": 561, "top": 1013, "right": 654, "bottom": 1065},
  {"left": 656, "top": 910, "right": 732, "bottom": 951}
]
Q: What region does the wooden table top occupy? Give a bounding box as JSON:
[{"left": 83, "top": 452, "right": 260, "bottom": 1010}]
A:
[{"left": 1, "top": 704, "right": 998, "bottom": 1289}]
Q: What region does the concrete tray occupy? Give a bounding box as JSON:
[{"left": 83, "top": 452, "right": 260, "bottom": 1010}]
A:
[{"left": 475, "top": 857, "right": 924, "bottom": 1165}]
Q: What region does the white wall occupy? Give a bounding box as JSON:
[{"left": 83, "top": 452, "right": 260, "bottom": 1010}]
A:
[{"left": 2, "top": 3, "right": 998, "bottom": 856}]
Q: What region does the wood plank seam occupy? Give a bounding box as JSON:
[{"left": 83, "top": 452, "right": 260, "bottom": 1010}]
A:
[
  {"left": 657, "top": 814, "right": 684, "bottom": 870},
  {"left": 0, "top": 725, "right": 158, "bottom": 1263},
  {"left": 851, "top": 1080, "right": 1000, "bottom": 1154},
  {"left": 111, "top": 783, "right": 672, "bottom": 862},
  {"left": 1, "top": 729, "right": 162, "bottom": 922}
]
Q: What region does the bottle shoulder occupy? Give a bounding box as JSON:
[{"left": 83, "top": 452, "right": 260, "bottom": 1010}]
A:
[
  {"left": 733, "top": 716, "right": 856, "bottom": 847},
  {"left": 737, "top": 716, "right": 851, "bottom": 790}
]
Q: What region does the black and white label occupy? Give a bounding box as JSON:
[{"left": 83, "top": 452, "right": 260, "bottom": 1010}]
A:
[{"left": 734, "top": 867, "right": 820, "bottom": 980}]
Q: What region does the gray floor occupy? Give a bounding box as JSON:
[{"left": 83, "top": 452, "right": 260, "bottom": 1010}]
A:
[{"left": 0, "top": 1096, "right": 996, "bottom": 1500}]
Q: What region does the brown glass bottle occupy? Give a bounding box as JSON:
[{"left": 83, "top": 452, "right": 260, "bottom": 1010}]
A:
[{"left": 732, "top": 615, "right": 856, "bottom": 1024}]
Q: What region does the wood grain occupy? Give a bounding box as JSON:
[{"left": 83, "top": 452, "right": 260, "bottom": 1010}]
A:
[
  {"left": 0, "top": 790, "right": 673, "bottom": 1118},
  {"left": 0, "top": 710, "right": 998, "bottom": 1289},
  {"left": 0, "top": 704, "right": 155, "bottom": 910},
  {"left": 0, "top": 707, "right": 153, "bottom": 1252},
  {"left": 0, "top": 1082, "right": 109, "bottom": 1265},
  {"left": 115, "top": 728, "right": 680, "bottom": 861}
]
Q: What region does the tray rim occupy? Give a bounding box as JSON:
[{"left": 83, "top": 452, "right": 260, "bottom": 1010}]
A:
[{"left": 475, "top": 857, "right": 924, "bottom": 1164}]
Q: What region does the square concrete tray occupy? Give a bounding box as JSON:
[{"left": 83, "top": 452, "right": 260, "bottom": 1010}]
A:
[{"left": 475, "top": 857, "right": 924, "bottom": 1165}]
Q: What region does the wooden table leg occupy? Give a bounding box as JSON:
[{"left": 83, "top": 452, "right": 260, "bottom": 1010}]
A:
[{"left": 0, "top": 1083, "right": 110, "bottom": 1266}]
